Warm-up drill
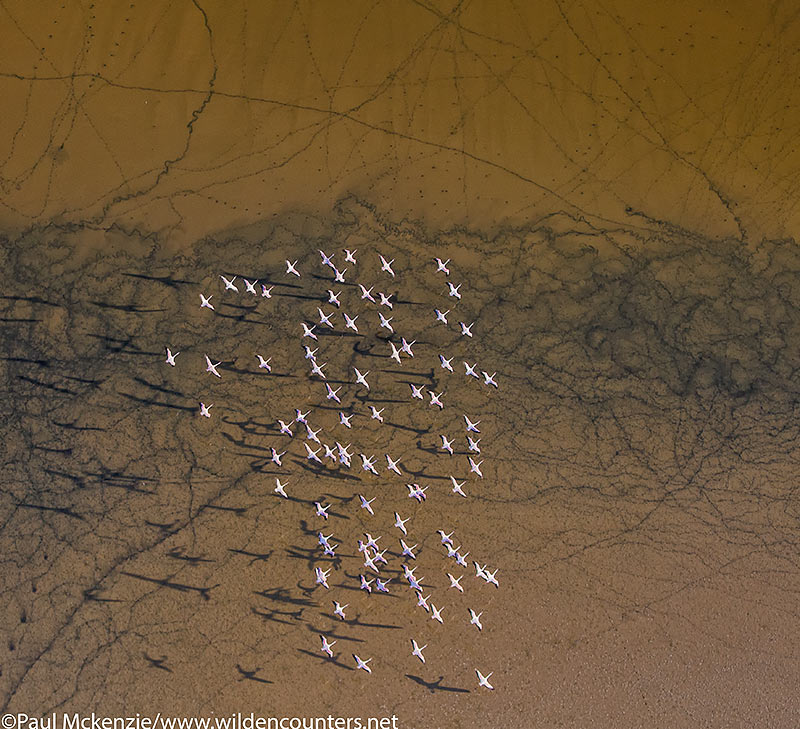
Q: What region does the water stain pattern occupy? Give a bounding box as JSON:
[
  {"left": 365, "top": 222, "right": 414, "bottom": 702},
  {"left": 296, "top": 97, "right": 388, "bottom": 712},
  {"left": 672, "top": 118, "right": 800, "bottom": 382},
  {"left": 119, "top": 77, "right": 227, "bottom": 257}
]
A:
[{"left": 2, "top": 200, "right": 800, "bottom": 726}]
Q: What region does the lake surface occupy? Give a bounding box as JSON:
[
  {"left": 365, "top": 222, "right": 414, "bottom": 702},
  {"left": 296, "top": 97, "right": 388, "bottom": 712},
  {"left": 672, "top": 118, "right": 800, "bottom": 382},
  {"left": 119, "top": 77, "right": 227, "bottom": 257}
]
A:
[{"left": 2, "top": 2, "right": 800, "bottom": 727}]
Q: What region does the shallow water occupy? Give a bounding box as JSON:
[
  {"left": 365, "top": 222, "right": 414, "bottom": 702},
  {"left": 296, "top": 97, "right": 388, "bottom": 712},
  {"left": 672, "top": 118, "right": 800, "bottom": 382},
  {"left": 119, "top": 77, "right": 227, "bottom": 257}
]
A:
[{"left": 2, "top": 2, "right": 800, "bottom": 727}]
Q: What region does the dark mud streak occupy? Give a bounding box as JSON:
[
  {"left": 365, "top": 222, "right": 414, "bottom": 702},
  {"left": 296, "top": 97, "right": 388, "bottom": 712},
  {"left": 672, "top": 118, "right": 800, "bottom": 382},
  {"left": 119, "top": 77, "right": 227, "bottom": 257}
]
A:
[
  {"left": 2, "top": 196, "right": 800, "bottom": 718},
  {"left": 551, "top": 0, "right": 747, "bottom": 241},
  {"left": 0, "top": 69, "right": 637, "bottom": 234},
  {"left": 90, "top": 0, "right": 218, "bottom": 228}
]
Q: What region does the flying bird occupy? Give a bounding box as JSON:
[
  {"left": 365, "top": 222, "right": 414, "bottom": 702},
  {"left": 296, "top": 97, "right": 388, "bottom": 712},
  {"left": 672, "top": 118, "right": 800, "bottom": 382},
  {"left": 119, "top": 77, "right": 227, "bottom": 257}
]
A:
[
  {"left": 359, "top": 284, "right": 375, "bottom": 303},
  {"left": 354, "top": 368, "right": 370, "bottom": 390},
  {"left": 464, "top": 361, "right": 479, "bottom": 378},
  {"left": 359, "top": 494, "right": 376, "bottom": 515},
  {"left": 476, "top": 670, "right": 494, "bottom": 690},
  {"left": 464, "top": 416, "right": 481, "bottom": 433},
  {"left": 315, "top": 566, "right": 331, "bottom": 589},
  {"left": 468, "top": 457, "right": 484, "bottom": 478},
  {"left": 343, "top": 312, "right": 359, "bottom": 332},
  {"left": 204, "top": 355, "right": 222, "bottom": 378},
  {"left": 220, "top": 275, "right": 238, "bottom": 292},
  {"left": 378, "top": 312, "right": 393, "bottom": 332},
  {"left": 441, "top": 435, "right": 454, "bottom": 455},
  {"left": 394, "top": 512, "right": 410, "bottom": 535},
  {"left": 320, "top": 635, "right": 336, "bottom": 658},
  {"left": 376, "top": 255, "right": 393, "bottom": 278},
  {"left": 450, "top": 477, "right": 467, "bottom": 497},
  {"left": 386, "top": 454, "right": 402, "bottom": 476}
]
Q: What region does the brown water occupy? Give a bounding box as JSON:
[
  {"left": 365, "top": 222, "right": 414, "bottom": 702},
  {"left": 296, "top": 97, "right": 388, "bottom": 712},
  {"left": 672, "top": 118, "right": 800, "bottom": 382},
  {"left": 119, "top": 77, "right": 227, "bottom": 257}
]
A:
[{"left": 2, "top": 2, "right": 800, "bottom": 727}]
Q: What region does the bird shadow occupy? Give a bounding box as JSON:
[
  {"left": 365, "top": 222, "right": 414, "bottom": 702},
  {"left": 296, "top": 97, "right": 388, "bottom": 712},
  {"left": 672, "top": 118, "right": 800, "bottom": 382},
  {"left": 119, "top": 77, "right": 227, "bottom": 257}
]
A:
[
  {"left": 121, "top": 571, "right": 219, "bottom": 601},
  {"left": 297, "top": 519, "right": 320, "bottom": 538},
  {"left": 15, "top": 501, "right": 83, "bottom": 521},
  {"left": 228, "top": 548, "right": 272, "bottom": 565},
  {"left": 43, "top": 467, "right": 86, "bottom": 489},
  {"left": 17, "top": 374, "right": 78, "bottom": 396},
  {"left": 119, "top": 391, "right": 195, "bottom": 412},
  {"left": 305, "top": 624, "right": 363, "bottom": 643},
  {"left": 84, "top": 587, "right": 123, "bottom": 603},
  {"left": 89, "top": 300, "right": 166, "bottom": 314},
  {"left": 215, "top": 311, "right": 269, "bottom": 326},
  {"left": 386, "top": 421, "right": 430, "bottom": 435},
  {"left": 221, "top": 416, "right": 276, "bottom": 434},
  {"left": 166, "top": 548, "right": 215, "bottom": 566},
  {"left": 144, "top": 653, "right": 172, "bottom": 672},
  {"left": 200, "top": 502, "right": 249, "bottom": 516},
  {"left": 281, "top": 292, "right": 321, "bottom": 301},
  {"left": 404, "top": 467, "right": 450, "bottom": 480},
  {"left": 219, "top": 301, "right": 258, "bottom": 313},
  {"left": 122, "top": 272, "right": 196, "bottom": 287},
  {"left": 296, "top": 648, "right": 354, "bottom": 671},
  {"left": 85, "top": 333, "right": 146, "bottom": 354},
  {"left": 144, "top": 520, "right": 179, "bottom": 535},
  {"left": 235, "top": 665, "right": 273, "bottom": 684},
  {"left": 253, "top": 587, "right": 318, "bottom": 607},
  {"left": 272, "top": 280, "right": 304, "bottom": 290},
  {"left": 250, "top": 607, "right": 297, "bottom": 625},
  {"left": 1, "top": 293, "right": 61, "bottom": 307},
  {"left": 50, "top": 421, "right": 107, "bottom": 432},
  {"left": 405, "top": 675, "right": 471, "bottom": 694},
  {"left": 285, "top": 546, "right": 343, "bottom": 571},
  {"left": 2, "top": 355, "right": 50, "bottom": 367},
  {"left": 221, "top": 432, "right": 271, "bottom": 451},
  {"left": 292, "top": 460, "right": 361, "bottom": 482},
  {"left": 132, "top": 376, "right": 184, "bottom": 398},
  {"left": 383, "top": 368, "right": 436, "bottom": 381}
]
